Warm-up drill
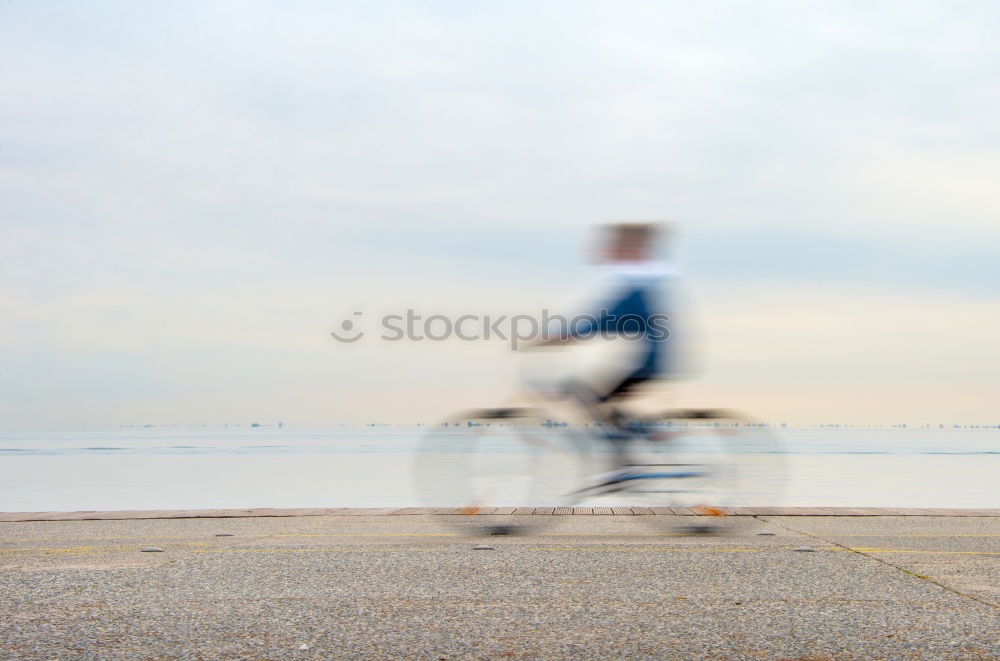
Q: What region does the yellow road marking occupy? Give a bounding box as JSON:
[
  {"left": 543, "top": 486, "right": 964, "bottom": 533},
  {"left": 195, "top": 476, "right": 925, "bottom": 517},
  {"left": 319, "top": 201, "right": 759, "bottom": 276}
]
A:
[
  {"left": 780, "top": 547, "right": 1000, "bottom": 556},
  {"left": 193, "top": 548, "right": 438, "bottom": 553},
  {"left": 6, "top": 532, "right": 998, "bottom": 543},
  {"left": 271, "top": 533, "right": 457, "bottom": 538},
  {"left": 192, "top": 546, "right": 761, "bottom": 554},
  {"left": 0, "top": 546, "right": 135, "bottom": 554},
  {"left": 823, "top": 534, "right": 1000, "bottom": 538},
  {"left": 1, "top": 533, "right": 458, "bottom": 544},
  {"left": 532, "top": 547, "right": 759, "bottom": 552},
  {"left": 2, "top": 544, "right": 997, "bottom": 557},
  {"left": 526, "top": 545, "right": 998, "bottom": 556},
  {"left": 846, "top": 547, "right": 1000, "bottom": 556},
  {"left": 549, "top": 532, "right": 724, "bottom": 537},
  {"left": 0, "top": 535, "right": 191, "bottom": 543}
]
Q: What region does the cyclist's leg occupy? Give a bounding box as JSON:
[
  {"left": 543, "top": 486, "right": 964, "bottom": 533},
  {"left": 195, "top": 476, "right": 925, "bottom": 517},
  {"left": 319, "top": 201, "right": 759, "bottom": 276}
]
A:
[
  {"left": 565, "top": 371, "right": 653, "bottom": 471},
  {"left": 599, "top": 372, "right": 654, "bottom": 468}
]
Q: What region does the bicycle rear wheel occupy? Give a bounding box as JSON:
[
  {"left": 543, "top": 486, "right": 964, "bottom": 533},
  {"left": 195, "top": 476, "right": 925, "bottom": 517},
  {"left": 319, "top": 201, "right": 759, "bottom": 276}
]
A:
[{"left": 413, "top": 408, "right": 584, "bottom": 534}]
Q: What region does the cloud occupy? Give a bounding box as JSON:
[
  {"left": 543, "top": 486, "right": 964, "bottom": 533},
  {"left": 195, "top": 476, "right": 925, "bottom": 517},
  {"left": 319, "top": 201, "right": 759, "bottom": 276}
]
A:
[{"left": 2, "top": 0, "right": 999, "bottom": 426}]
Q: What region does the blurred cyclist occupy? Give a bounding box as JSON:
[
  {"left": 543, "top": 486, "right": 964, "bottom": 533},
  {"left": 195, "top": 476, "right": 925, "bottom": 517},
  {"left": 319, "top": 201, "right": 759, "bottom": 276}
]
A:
[
  {"left": 530, "top": 223, "right": 676, "bottom": 484},
  {"left": 534, "top": 222, "right": 672, "bottom": 399}
]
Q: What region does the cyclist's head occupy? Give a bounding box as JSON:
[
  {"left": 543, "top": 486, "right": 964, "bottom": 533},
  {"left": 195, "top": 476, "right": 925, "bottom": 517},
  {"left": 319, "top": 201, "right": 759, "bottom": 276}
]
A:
[{"left": 602, "top": 222, "right": 665, "bottom": 263}]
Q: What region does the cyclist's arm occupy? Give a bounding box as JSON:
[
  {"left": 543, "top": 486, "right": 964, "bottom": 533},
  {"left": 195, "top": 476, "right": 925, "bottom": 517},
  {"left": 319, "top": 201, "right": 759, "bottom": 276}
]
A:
[{"left": 525, "top": 290, "right": 632, "bottom": 348}]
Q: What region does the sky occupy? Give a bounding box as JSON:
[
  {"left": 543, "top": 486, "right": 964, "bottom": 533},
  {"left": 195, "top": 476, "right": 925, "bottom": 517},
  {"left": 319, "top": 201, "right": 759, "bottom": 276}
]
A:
[{"left": 2, "top": 0, "right": 999, "bottom": 428}]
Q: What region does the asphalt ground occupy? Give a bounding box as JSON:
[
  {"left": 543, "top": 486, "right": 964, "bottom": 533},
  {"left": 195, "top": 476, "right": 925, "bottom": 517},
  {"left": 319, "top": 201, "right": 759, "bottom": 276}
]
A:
[{"left": 1, "top": 514, "right": 998, "bottom": 660}]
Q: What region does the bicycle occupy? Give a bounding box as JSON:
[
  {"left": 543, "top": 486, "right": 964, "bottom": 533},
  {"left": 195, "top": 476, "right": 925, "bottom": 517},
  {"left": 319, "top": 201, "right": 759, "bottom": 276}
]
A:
[{"left": 413, "top": 373, "right": 784, "bottom": 535}]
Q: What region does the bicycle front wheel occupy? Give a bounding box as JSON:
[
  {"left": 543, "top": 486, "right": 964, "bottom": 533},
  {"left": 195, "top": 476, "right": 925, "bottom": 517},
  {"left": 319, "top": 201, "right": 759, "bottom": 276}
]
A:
[{"left": 571, "top": 409, "right": 784, "bottom": 515}]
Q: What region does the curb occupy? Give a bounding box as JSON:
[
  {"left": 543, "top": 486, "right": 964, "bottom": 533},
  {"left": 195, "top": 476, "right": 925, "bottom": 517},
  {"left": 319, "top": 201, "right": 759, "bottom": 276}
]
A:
[{"left": 3, "top": 506, "right": 1000, "bottom": 522}]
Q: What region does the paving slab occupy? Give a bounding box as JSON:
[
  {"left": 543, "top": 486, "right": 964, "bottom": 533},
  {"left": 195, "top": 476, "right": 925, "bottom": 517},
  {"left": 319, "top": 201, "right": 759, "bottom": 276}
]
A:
[{"left": 760, "top": 515, "right": 1000, "bottom": 611}]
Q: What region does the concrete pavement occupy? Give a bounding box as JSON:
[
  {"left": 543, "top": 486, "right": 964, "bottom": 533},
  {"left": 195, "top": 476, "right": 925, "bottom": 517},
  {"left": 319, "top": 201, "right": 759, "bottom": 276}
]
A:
[{"left": 1, "top": 514, "right": 998, "bottom": 659}]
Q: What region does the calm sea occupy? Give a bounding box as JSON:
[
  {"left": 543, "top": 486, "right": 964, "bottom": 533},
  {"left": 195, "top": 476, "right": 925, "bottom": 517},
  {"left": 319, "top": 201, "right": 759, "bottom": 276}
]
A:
[{"left": 1, "top": 427, "right": 998, "bottom": 511}]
